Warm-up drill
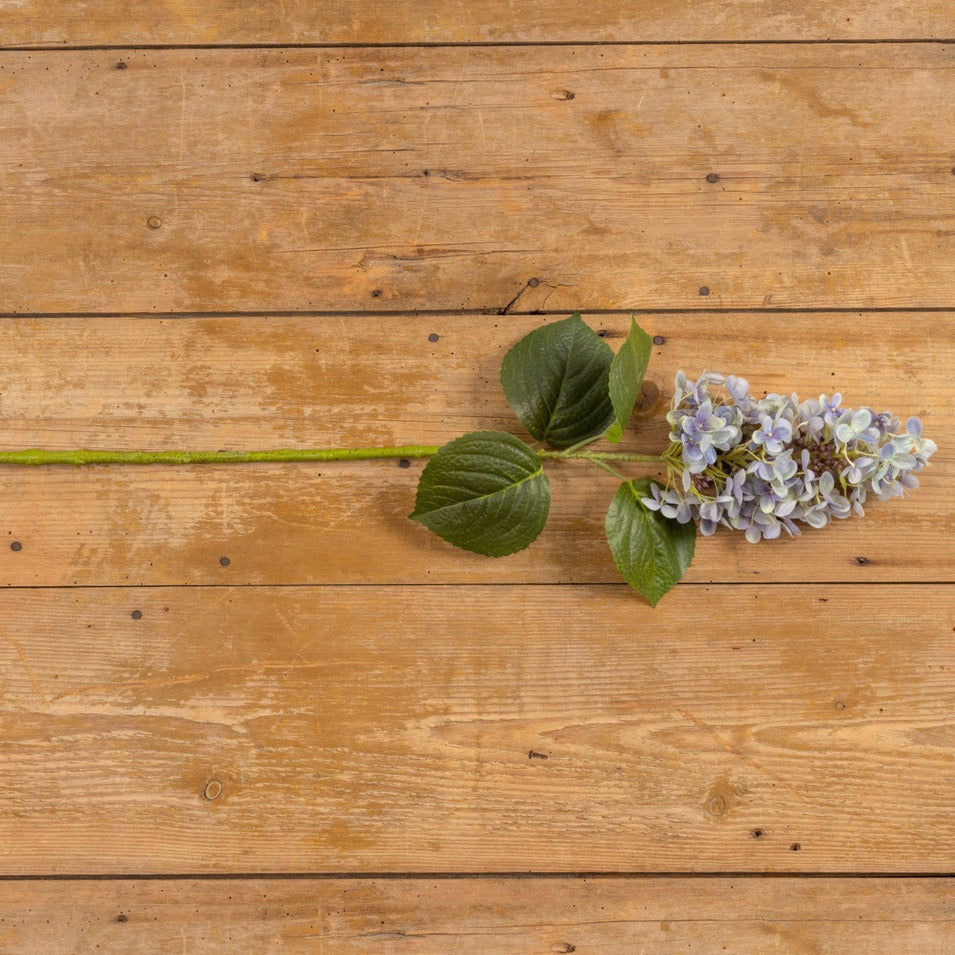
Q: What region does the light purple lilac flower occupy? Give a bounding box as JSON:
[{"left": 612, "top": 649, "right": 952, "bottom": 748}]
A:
[
  {"left": 753, "top": 413, "right": 793, "bottom": 455},
  {"left": 645, "top": 372, "right": 937, "bottom": 541}
]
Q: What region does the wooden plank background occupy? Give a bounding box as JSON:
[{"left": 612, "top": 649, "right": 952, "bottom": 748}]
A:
[
  {"left": 1, "top": 1, "right": 950, "bottom": 45},
  {"left": 1, "top": 46, "right": 953, "bottom": 313},
  {"left": 1, "top": 585, "right": 952, "bottom": 874},
  {"left": 0, "top": 877, "right": 951, "bottom": 953},
  {"left": 1, "top": 2, "right": 953, "bottom": 952}
]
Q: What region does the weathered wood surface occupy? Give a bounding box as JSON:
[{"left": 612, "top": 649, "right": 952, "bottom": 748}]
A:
[
  {"left": 1, "top": 584, "right": 951, "bottom": 874},
  {"left": 1, "top": 1, "right": 949, "bottom": 47},
  {"left": 0, "top": 313, "right": 948, "bottom": 586},
  {"left": 1, "top": 46, "right": 953, "bottom": 313},
  {"left": 1, "top": 877, "right": 952, "bottom": 953},
  {"left": 2, "top": 8, "right": 953, "bottom": 942}
]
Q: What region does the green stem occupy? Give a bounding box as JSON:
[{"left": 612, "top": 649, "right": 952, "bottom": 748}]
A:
[
  {"left": 0, "top": 447, "right": 441, "bottom": 467},
  {"left": 586, "top": 458, "right": 630, "bottom": 481},
  {"left": 555, "top": 434, "right": 603, "bottom": 455},
  {"left": 541, "top": 450, "right": 665, "bottom": 464},
  {"left": 540, "top": 447, "right": 666, "bottom": 483},
  {"left": 0, "top": 446, "right": 667, "bottom": 468}
]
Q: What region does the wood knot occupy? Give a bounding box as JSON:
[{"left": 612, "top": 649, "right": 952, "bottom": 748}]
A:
[
  {"left": 704, "top": 775, "right": 739, "bottom": 819},
  {"left": 706, "top": 794, "right": 727, "bottom": 816},
  {"left": 635, "top": 379, "right": 661, "bottom": 410}
]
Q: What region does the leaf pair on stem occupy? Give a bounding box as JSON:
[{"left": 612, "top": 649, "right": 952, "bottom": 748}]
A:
[{"left": 409, "top": 314, "right": 695, "bottom": 605}]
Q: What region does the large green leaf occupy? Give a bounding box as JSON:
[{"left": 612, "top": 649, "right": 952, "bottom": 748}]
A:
[
  {"left": 500, "top": 313, "right": 614, "bottom": 450},
  {"left": 410, "top": 431, "right": 551, "bottom": 557},
  {"left": 605, "top": 479, "right": 696, "bottom": 606},
  {"left": 605, "top": 318, "right": 654, "bottom": 444}
]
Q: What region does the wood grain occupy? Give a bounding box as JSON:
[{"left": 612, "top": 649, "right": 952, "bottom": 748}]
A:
[
  {"left": 1, "top": 4, "right": 950, "bottom": 938},
  {"left": 0, "top": 313, "right": 948, "bottom": 587},
  {"left": 1, "top": 584, "right": 952, "bottom": 874},
  {"left": 1, "top": 1, "right": 949, "bottom": 47},
  {"left": 1, "top": 876, "right": 952, "bottom": 953},
  {"left": 1, "top": 46, "right": 953, "bottom": 313}
]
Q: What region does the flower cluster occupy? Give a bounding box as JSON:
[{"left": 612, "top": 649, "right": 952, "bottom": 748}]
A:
[{"left": 643, "top": 372, "right": 936, "bottom": 542}]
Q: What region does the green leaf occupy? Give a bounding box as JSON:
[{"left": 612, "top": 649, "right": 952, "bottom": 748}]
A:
[
  {"left": 500, "top": 313, "right": 614, "bottom": 450},
  {"left": 605, "top": 478, "right": 696, "bottom": 606},
  {"left": 605, "top": 318, "right": 654, "bottom": 444},
  {"left": 410, "top": 431, "right": 551, "bottom": 557}
]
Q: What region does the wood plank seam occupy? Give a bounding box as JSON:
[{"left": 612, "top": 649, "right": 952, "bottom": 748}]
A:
[
  {"left": 4, "top": 307, "right": 955, "bottom": 318},
  {"left": 2, "top": 872, "right": 954, "bottom": 880},
  {"left": 2, "top": 41, "right": 954, "bottom": 51}
]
